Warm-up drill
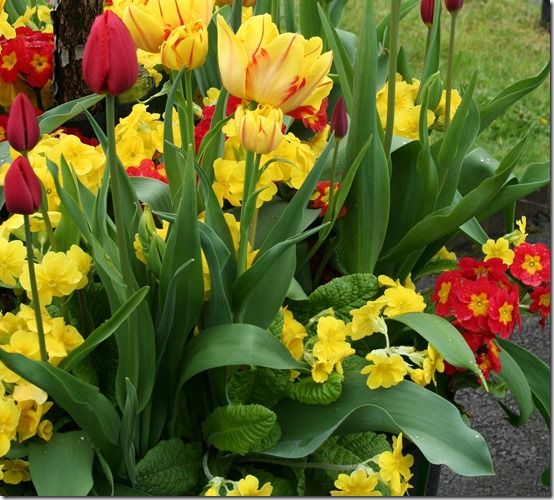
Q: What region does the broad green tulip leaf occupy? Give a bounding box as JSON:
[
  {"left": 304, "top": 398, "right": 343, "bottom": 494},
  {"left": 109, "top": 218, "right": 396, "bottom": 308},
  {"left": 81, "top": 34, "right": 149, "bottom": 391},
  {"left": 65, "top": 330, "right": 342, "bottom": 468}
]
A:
[
  {"left": 287, "top": 277, "right": 308, "bottom": 301},
  {"left": 194, "top": 16, "right": 221, "bottom": 96},
  {"left": 339, "top": 0, "right": 389, "bottom": 274},
  {"left": 266, "top": 375, "right": 494, "bottom": 477},
  {"left": 284, "top": 0, "right": 297, "bottom": 32},
  {"left": 458, "top": 148, "right": 500, "bottom": 195},
  {"left": 177, "top": 323, "right": 305, "bottom": 389},
  {"left": 459, "top": 216, "right": 489, "bottom": 246},
  {"left": 0, "top": 351, "right": 120, "bottom": 460},
  {"left": 38, "top": 93, "right": 104, "bottom": 135},
  {"left": 5, "top": 0, "right": 27, "bottom": 22},
  {"left": 120, "top": 379, "right": 139, "bottom": 486},
  {"left": 479, "top": 63, "right": 550, "bottom": 133},
  {"left": 319, "top": 5, "right": 354, "bottom": 109},
  {"left": 299, "top": 0, "right": 322, "bottom": 38},
  {"left": 60, "top": 287, "right": 150, "bottom": 372},
  {"left": 496, "top": 347, "right": 534, "bottom": 426},
  {"left": 114, "top": 484, "right": 152, "bottom": 496},
  {"left": 130, "top": 177, "right": 172, "bottom": 214},
  {"left": 203, "top": 404, "right": 277, "bottom": 454},
  {"left": 29, "top": 431, "right": 94, "bottom": 496},
  {"left": 497, "top": 339, "right": 551, "bottom": 428},
  {"left": 379, "top": 136, "right": 526, "bottom": 264}
]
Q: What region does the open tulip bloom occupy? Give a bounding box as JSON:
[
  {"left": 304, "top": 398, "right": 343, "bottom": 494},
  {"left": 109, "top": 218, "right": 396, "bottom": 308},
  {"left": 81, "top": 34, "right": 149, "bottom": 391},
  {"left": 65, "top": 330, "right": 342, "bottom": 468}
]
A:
[{"left": 0, "top": 0, "right": 549, "bottom": 497}]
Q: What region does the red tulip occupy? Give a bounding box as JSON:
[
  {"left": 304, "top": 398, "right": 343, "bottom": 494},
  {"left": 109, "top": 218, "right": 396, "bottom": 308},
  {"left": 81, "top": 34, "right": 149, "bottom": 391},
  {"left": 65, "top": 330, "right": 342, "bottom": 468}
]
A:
[
  {"left": 4, "top": 156, "right": 42, "bottom": 215},
  {"left": 82, "top": 10, "right": 138, "bottom": 96},
  {"left": 6, "top": 93, "right": 40, "bottom": 152},
  {"left": 421, "top": 0, "right": 435, "bottom": 27},
  {"left": 444, "top": 0, "right": 463, "bottom": 13},
  {"left": 330, "top": 96, "right": 348, "bottom": 139}
]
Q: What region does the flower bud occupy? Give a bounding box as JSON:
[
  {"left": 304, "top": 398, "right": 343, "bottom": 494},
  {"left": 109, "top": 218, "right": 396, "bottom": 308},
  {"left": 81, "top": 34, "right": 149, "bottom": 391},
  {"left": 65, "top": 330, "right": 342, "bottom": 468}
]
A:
[
  {"left": 216, "top": 0, "right": 257, "bottom": 5},
  {"left": 160, "top": 21, "right": 209, "bottom": 71},
  {"left": 420, "top": 0, "right": 435, "bottom": 27},
  {"left": 82, "top": 11, "right": 138, "bottom": 96},
  {"left": 6, "top": 93, "right": 40, "bottom": 152},
  {"left": 444, "top": 0, "right": 463, "bottom": 13},
  {"left": 330, "top": 96, "right": 348, "bottom": 139},
  {"left": 235, "top": 104, "right": 283, "bottom": 154},
  {"left": 4, "top": 156, "right": 42, "bottom": 215}
]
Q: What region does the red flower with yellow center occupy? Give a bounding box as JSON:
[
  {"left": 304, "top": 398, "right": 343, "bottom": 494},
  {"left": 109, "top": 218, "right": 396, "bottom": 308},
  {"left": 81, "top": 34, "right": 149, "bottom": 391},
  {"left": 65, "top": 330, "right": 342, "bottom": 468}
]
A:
[
  {"left": 530, "top": 285, "right": 551, "bottom": 328},
  {"left": 311, "top": 181, "right": 346, "bottom": 217},
  {"left": 26, "top": 50, "right": 52, "bottom": 88},
  {"left": 458, "top": 256, "right": 508, "bottom": 284},
  {"left": 510, "top": 242, "right": 550, "bottom": 287},
  {"left": 0, "top": 49, "right": 19, "bottom": 82},
  {"left": 432, "top": 270, "right": 462, "bottom": 317},
  {"left": 126, "top": 159, "right": 168, "bottom": 184},
  {"left": 453, "top": 278, "right": 497, "bottom": 332},
  {"left": 477, "top": 340, "right": 502, "bottom": 381},
  {"left": 488, "top": 287, "right": 520, "bottom": 338}
]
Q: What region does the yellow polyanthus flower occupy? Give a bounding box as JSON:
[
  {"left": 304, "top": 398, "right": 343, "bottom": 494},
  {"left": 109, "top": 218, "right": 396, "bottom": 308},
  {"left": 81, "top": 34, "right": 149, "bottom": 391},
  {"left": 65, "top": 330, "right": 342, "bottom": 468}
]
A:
[
  {"left": 0, "top": 238, "right": 26, "bottom": 286},
  {"left": 16, "top": 400, "right": 53, "bottom": 442},
  {"left": 361, "top": 351, "right": 407, "bottom": 389},
  {"left": 37, "top": 419, "right": 53, "bottom": 442},
  {"left": 122, "top": 0, "right": 215, "bottom": 54},
  {"left": 19, "top": 251, "right": 83, "bottom": 306},
  {"left": 0, "top": 398, "right": 20, "bottom": 456},
  {"left": 378, "top": 275, "right": 426, "bottom": 317},
  {"left": 378, "top": 434, "right": 414, "bottom": 496},
  {"left": 161, "top": 20, "right": 209, "bottom": 70},
  {"left": 331, "top": 467, "right": 382, "bottom": 496},
  {"left": 313, "top": 316, "right": 354, "bottom": 373},
  {"left": 349, "top": 297, "right": 388, "bottom": 341},
  {"left": 66, "top": 245, "right": 92, "bottom": 290},
  {"left": 227, "top": 475, "right": 273, "bottom": 496},
  {"left": 422, "top": 343, "right": 445, "bottom": 385},
  {"left": 482, "top": 237, "right": 515, "bottom": 265},
  {"left": 234, "top": 104, "right": 283, "bottom": 154},
  {"left": 512, "top": 216, "right": 527, "bottom": 246},
  {"left": 0, "top": 1, "right": 15, "bottom": 40},
  {"left": 217, "top": 14, "right": 332, "bottom": 118},
  {"left": 281, "top": 308, "right": 307, "bottom": 360},
  {"left": 432, "top": 246, "right": 457, "bottom": 262},
  {"left": 0, "top": 458, "right": 31, "bottom": 484}
]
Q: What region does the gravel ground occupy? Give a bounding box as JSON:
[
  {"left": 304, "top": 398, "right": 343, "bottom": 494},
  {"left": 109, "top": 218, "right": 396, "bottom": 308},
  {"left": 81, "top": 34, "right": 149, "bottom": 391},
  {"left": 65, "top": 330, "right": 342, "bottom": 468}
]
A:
[{"left": 437, "top": 207, "right": 552, "bottom": 496}]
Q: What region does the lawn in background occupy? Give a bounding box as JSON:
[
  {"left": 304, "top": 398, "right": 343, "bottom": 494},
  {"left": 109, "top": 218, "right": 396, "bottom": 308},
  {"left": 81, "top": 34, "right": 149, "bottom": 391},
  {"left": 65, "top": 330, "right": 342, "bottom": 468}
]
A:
[{"left": 340, "top": 0, "right": 550, "bottom": 168}]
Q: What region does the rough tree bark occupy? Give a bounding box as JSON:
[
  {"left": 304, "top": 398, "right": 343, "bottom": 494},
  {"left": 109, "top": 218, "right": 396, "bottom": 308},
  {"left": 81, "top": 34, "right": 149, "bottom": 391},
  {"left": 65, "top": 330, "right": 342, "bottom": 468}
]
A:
[{"left": 51, "top": 0, "right": 103, "bottom": 106}]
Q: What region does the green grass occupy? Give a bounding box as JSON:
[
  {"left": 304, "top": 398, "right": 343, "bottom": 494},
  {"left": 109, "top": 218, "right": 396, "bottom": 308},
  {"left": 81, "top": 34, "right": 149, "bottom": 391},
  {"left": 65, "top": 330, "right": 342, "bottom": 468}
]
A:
[{"left": 339, "top": 0, "right": 550, "bottom": 168}]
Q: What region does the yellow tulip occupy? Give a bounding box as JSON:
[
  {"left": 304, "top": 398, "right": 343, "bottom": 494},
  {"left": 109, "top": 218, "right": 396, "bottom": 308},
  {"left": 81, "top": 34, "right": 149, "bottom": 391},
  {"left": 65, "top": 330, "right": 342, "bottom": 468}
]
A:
[
  {"left": 122, "top": 0, "right": 215, "bottom": 53},
  {"left": 216, "top": 0, "right": 256, "bottom": 5},
  {"left": 161, "top": 20, "right": 209, "bottom": 70},
  {"left": 235, "top": 104, "right": 283, "bottom": 154},
  {"left": 217, "top": 14, "right": 333, "bottom": 117}
]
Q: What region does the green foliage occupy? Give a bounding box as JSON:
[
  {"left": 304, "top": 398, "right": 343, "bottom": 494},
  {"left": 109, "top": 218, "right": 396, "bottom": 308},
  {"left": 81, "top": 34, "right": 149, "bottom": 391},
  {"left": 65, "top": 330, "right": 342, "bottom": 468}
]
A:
[
  {"left": 28, "top": 432, "right": 95, "bottom": 496},
  {"left": 135, "top": 439, "right": 203, "bottom": 496},
  {"left": 286, "top": 371, "right": 343, "bottom": 405},
  {"left": 202, "top": 404, "right": 277, "bottom": 454},
  {"left": 227, "top": 367, "right": 290, "bottom": 408}
]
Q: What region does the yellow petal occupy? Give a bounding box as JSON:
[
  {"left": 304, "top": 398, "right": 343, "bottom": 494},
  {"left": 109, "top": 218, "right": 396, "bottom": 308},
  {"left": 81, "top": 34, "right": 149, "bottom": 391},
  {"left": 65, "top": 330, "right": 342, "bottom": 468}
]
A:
[
  {"left": 216, "top": 15, "right": 248, "bottom": 98},
  {"left": 235, "top": 13, "right": 279, "bottom": 59},
  {"left": 122, "top": 5, "right": 166, "bottom": 53}
]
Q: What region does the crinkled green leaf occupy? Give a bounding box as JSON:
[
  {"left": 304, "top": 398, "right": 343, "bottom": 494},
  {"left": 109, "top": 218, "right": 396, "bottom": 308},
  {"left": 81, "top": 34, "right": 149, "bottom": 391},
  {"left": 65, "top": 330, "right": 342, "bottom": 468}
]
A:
[
  {"left": 29, "top": 431, "right": 94, "bottom": 496},
  {"left": 227, "top": 367, "right": 290, "bottom": 408},
  {"left": 202, "top": 404, "right": 277, "bottom": 454},
  {"left": 248, "top": 423, "right": 282, "bottom": 453},
  {"left": 286, "top": 371, "right": 343, "bottom": 405},
  {"left": 136, "top": 439, "right": 202, "bottom": 496}
]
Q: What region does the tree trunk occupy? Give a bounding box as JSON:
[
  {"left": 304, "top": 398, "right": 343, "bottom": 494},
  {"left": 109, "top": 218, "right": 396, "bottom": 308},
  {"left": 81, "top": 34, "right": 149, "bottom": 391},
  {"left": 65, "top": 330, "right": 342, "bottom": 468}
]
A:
[{"left": 51, "top": 0, "right": 103, "bottom": 106}]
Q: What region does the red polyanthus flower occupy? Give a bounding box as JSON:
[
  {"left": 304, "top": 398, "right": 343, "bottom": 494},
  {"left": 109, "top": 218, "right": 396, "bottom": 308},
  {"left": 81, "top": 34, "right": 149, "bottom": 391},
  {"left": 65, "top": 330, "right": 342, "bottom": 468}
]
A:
[
  {"left": 458, "top": 256, "right": 508, "bottom": 283},
  {"left": 194, "top": 95, "right": 242, "bottom": 152},
  {"left": 0, "top": 113, "right": 9, "bottom": 141},
  {"left": 476, "top": 340, "right": 501, "bottom": 381},
  {"left": 432, "top": 269, "right": 462, "bottom": 317},
  {"left": 530, "top": 285, "right": 551, "bottom": 328},
  {"left": 82, "top": 10, "right": 138, "bottom": 96},
  {"left": 311, "top": 181, "right": 346, "bottom": 217},
  {"left": 453, "top": 277, "right": 498, "bottom": 332},
  {"left": 487, "top": 286, "right": 520, "bottom": 339},
  {"left": 0, "top": 37, "right": 25, "bottom": 83},
  {"left": 4, "top": 156, "right": 42, "bottom": 215},
  {"left": 126, "top": 159, "right": 168, "bottom": 184},
  {"left": 510, "top": 242, "right": 550, "bottom": 287},
  {"left": 6, "top": 92, "right": 40, "bottom": 152}
]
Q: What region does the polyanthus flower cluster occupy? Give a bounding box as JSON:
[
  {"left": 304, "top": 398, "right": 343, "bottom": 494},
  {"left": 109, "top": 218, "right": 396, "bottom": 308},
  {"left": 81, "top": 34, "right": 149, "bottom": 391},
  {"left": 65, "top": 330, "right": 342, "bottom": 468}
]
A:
[{"left": 432, "top": 223, "right": 550, "bottom": 380}]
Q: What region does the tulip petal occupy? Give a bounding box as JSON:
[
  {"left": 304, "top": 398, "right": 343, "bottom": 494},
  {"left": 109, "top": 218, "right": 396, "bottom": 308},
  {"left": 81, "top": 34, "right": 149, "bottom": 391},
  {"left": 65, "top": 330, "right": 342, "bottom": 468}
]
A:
[
  {"left": 236, "top": 13, "right": 278, "bottom": 60},
  {"left": 122, "top": 5, "right": 165, "bottom": 53},
  {"left": 217, "top": 15, "right": 248, "bottom": 99},
  {"left": 106, "top": 12, "right": 138, "bottom": 95}
]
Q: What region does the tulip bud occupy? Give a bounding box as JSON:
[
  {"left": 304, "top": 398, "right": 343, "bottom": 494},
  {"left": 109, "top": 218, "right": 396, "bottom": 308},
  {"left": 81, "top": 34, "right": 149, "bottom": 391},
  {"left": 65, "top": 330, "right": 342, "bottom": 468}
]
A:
[
  {"left": 216, "top": 0, "right": 257, "bottom": 5},
  {"left": 6, "top": 93, "right": 40, "bottom": 152},
  {"left": 235, "top": 104, "right": 283, "bottom": 154},
  {"left": 82, "top": 11, "right": 138, "bottom": 96},
  {"left": 160, "top": 21, "right": 209, "bottom": 71},
  {"left": 330, "top": 96, "right": 348, "bottom": 139},
  {"left": 444, "top": 0, "right": 463, "bottom": 13},
  {"left": 4, "top": 156, "right": 42, "bottom": 215},
  {"left": 420, "top": 0, "right": 435, "bottom": 27}
]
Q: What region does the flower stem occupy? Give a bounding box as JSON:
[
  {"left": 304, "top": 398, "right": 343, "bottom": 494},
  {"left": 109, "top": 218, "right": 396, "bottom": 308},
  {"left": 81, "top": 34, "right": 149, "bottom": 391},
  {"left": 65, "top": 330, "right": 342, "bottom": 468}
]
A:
[
  {"left": 202, "top": 450, "right": 214, "bottom": 481},
  {"left": 23, "top": 215, "right": 48, "bottom": 363},
  {"left": 444, "top": 13, "right": 457, "bottom": 132},
  {"left": 184, "top": 71, "right": 195, "bottom": 151},
  {"left": 383, "top": 0, "right": 402, "bottom": 157},
  {"left": 324, "top": 137, "right": 341, "bottom": 227}
]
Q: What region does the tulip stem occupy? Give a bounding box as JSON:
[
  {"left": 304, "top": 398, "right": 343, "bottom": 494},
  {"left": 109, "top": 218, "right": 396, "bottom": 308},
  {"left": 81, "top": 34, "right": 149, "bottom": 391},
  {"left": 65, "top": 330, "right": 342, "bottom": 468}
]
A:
[
  {"left": 444, "top": 13, "right": 457, "bottom": 132},
  {"left": 23, "top": 215, "right": 48, "bottom": 363},
  {"left": 184, "top": 71, "right": 195, "bottom": 151},
  {"left": 383, "top": 0, "right": 402, "bottom": 157},
  {"left": 324, "top": 136, "right": 341, "bottom": 228},
  {"left": 236, "top": 151, "right": 260, "bottom": 277}
]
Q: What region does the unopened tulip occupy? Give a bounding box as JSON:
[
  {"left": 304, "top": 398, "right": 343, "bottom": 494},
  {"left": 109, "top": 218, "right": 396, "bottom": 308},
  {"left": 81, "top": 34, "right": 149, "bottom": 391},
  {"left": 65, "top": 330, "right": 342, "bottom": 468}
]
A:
[
  {"left": 82, "top": 11, "right": 138, "bottom": 96},
  {"left": 161, "top": 21, "right": 209, "bottom": 70},
  {"left": 330, "top": 96, "right": 348, "bottom": 139},
  {"left": 444, "top": 0, "right": 463, "bottom": 13},
  {"left": 235, "top": 104, "right": 283, "bottom": 154},
  {"left": 420, "top": 0, "right": 435, "bottom": 27},
  {"left": 216, "top": 0, "right": 256, "bottom": 5},
  {"left": 6, "top": 93, "right": 40, "bottom": 152},
  {"left": 4, "top": 156, "right": 42, "bottom": 215}
]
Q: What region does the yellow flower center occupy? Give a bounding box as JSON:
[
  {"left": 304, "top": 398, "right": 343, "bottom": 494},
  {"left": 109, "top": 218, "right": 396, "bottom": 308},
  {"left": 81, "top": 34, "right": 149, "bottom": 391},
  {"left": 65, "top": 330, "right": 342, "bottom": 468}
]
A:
[
  {"left": 469, "top": 293, "right": 489, "bottom": 317},
  {"left": 539, "top": 293, "right": 550, "bottom": 307},
  {"left": 522, "top": 255, "right": 542, "bottom": 275},
  {"left": 438, "top": 282, "right": 451, "bottom": 304},
  {"left": 498, "top": 302, "right": 513, "bottom": 325},
  {"left": 31, "top": 54, "right": 49, "bottom": 73},
  {"left": 1, "top": 52, "right": 17, "bottom": 71}
]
